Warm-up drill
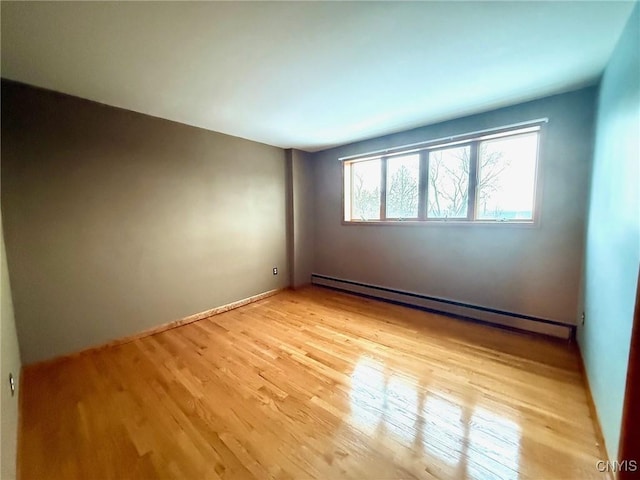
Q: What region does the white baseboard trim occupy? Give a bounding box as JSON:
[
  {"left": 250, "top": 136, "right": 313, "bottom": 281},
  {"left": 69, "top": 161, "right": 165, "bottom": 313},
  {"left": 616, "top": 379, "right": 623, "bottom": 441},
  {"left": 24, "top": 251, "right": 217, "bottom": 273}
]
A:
[{"left": 311, "top": 273, "right": 574, "bottom": 339}]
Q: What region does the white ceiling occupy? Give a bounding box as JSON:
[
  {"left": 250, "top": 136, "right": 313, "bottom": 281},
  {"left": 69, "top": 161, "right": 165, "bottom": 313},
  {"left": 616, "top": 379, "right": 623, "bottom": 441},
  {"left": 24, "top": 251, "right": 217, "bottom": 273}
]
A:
[{"left": 1, "top": 1, "right": 636, "bottom": 152}]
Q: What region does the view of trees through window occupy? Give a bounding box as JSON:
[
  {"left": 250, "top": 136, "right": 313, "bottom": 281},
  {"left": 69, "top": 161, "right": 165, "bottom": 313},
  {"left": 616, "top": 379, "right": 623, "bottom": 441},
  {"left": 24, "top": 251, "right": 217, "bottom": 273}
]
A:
[
  {"left": 345, "top": 127, "right": 540, "bottom": 223},
  {"left": 428, "top": 146, "right": 470, "bottom": 219},
  {"left": 477, "top": 133, "right": 538, "bottom": 220},
  {"left": 351, "top": 159, "right": 381, "bottom": 220},
  {"left": 386, "top": 154, "right": 419, "bottom": 218}
]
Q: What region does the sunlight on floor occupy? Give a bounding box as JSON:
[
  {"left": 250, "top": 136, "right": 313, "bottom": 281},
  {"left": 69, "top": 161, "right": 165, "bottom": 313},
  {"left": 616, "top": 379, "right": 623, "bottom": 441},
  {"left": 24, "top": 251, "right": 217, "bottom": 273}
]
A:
[{"left": 349, "top": 356, "right": 521, "bottom": 479}]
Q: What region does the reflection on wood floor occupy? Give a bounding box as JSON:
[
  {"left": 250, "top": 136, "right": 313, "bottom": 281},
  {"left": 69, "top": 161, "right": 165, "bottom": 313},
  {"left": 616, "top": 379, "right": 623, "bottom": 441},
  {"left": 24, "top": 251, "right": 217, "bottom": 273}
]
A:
[{"left": 19, "top": 287, "right": 606, "bottom": 479}]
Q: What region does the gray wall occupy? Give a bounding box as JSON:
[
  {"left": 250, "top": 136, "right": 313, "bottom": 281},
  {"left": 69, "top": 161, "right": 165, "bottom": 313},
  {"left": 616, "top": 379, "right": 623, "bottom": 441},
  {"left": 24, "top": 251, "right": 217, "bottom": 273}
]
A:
[
  {"left": 1, "top": 81, "right": 289, "bottom": 364},
  {"left": 311, "top": 88, "right": 596, "bottom": 324},
  {"left": 578, "top": 3, "right": 639, "bottom": 462},
  {"left": 1, "top": 211, "right": 21, "bottom": 480},
  {"left": 289, "top": 149, "right": 315, "bottom": 288}
]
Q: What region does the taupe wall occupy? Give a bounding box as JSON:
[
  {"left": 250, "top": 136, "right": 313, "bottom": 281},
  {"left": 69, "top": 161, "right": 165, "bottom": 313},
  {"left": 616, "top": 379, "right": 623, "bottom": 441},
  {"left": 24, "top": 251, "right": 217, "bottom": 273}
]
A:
[
  {"left": 1, "top": 81, "right": 289, "bottom": 364},
  {"left": 311, "top": 88, "right": 596, "bottom": 324},
  {"left": 289, "top": 149, "right": 315, "bottom": 288},
  {"left": 1, "top": 211, "right": 21, "bottom": 480}
]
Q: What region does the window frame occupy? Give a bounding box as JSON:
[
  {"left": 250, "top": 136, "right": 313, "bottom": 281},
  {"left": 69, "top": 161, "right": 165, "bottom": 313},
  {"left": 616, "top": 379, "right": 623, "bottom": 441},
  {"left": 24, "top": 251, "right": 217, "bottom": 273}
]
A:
[{"left": 342, "top": 122, "right": 544, "bottom": 226}]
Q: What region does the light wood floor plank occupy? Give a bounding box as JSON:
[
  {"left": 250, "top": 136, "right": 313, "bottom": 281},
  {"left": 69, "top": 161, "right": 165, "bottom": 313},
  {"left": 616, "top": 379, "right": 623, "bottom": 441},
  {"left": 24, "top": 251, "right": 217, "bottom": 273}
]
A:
[{"left": 19, "top": 287, "right": 606, "bottom": 479}]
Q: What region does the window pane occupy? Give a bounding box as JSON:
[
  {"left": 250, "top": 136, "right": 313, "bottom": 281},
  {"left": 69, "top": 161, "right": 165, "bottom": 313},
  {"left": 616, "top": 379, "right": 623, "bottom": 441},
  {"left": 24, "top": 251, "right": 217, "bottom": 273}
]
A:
[
  {"left": 477, "top": 133, "right": 538, "bottom": 220},
  {"left": 386, "top": 154, "right": 420, "bottom": 219},
  {"left": 427, "top": 145, "right": 470, "bottom": 219},
  {"left": 351, "top": 159, "right": 381, "bottom": 220}
]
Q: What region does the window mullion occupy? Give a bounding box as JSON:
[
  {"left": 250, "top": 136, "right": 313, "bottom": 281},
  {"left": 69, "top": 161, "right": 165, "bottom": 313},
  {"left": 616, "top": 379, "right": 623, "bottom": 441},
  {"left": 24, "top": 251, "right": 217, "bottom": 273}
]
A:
[
  {"left": 467, "top": 142, "right": 479, "bottom": 221},
  {"left": 380, "top": 157, "right": 387, "bottom": 220}
]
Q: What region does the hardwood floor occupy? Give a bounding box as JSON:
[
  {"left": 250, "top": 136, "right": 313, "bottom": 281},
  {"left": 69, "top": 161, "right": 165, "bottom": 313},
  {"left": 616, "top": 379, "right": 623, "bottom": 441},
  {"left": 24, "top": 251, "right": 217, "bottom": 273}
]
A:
[{"left": 19, "top": 287, "right": 607, "bottom": 479}]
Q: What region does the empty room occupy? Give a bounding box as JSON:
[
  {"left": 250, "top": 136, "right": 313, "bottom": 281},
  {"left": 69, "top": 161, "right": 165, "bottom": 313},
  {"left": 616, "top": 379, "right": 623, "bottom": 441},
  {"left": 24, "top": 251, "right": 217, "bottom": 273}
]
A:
[{"left": 1, "top": 1, "right": 639, "bottom": 479}]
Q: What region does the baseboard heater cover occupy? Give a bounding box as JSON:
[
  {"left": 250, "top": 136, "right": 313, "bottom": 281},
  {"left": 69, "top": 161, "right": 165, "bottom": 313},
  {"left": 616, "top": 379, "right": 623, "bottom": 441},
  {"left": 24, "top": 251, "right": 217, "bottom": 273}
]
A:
[{"left": 311, "top": 273, "right": 574, "bottom": 339}]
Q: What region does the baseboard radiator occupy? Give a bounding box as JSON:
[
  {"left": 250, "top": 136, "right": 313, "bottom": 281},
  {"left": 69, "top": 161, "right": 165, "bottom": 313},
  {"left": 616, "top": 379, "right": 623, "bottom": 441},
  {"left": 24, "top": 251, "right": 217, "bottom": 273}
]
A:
[{"left": 311, "top": 273, "right": 574, "bottom": 339}]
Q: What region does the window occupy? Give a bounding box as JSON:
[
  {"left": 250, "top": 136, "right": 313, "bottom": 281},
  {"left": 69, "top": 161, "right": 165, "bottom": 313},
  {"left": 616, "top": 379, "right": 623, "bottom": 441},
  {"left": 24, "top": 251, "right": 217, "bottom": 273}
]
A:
[
  {"left": 476, "top": 133, "right": 538, "bottom": 221},
  {"left": 428, "top": 145, "right": 470, "bottom": 220},
  {"left": 343, "top": 123, "right": 542, "bottom": 224},
  {"left": 348, "top": 158, "right": 381, "bottom": 221},
  {"left": 386, "top": 154, "right": 420, "bottom": 219}
]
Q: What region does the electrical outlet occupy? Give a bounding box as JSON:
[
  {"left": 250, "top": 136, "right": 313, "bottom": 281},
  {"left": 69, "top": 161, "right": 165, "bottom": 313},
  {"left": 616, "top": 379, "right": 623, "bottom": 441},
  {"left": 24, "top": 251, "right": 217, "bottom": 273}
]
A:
[
  {"left": 9, "top": 373, "right": 15, "bottom": 396},
  {"left": 272, "top": 267, "right": 278, "bottom": 275}
]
